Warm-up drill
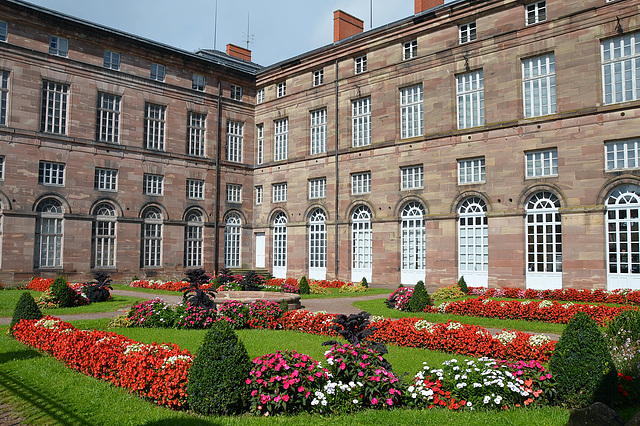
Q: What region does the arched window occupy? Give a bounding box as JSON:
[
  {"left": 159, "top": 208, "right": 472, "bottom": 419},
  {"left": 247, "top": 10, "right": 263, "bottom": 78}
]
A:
[
  {"left": 606, "top": 184, "right": 640, "bottom": 290},
  {"left": 351, "top": 205, "right": 372, "bottom": 283},
  {"left": 142, "top": 207, "right": 162, "bottom": 268},
  {"left": 35, "top": 198, "right": 63, "bottom": 268},
  {"left": 92, "top": 203, "right": 116, "bottom": 268},
  {"left": 272, "top": 212, "right": 287, "bottom": 278},
  {"left": 224, "top": 213, "right": 241, "bottom": 268},
  {"left": 458, "top": 197, "right": 488, "bottom": 287},
  {"left": 309, "top": 208, "right": 326, "bottom": 280},
  {"left": 526, "top": 191, "right": 562, "bottom": 289},
  {"left": 401, "top": 201, "right": 426, "bottom": 285},
  {"left": 185, "top": 210, "right": 204, "bottom": 267}
]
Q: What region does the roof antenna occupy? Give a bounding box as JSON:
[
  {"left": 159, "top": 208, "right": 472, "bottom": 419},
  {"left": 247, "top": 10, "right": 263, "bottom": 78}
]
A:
[
  {"left": 370, "top": 0, "right": 373, "bottom": 29},
  {"left": 213, "top": 0, "right": 218, "bottom": 50},
  {"left": 243, "top": 12, "right": 254, "bottom": 49}
]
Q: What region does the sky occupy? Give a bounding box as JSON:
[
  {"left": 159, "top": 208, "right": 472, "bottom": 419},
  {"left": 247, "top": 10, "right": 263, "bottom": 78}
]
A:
[{"left": 25, "top": 0, "right": 422, "bottom": 66}]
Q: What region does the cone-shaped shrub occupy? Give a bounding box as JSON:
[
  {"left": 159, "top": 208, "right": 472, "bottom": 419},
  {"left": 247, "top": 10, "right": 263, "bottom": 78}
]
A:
[
  {"left": 549, "top": 312, "right": 618, "bottom": 408},
  {"left": 457, "top": 276, "right": 469, "bottom": 294},
  {"left": 50, "top": 275, "right": 74, "bottom": 308},
  {"left": 187, "top": 321, "right": 251, "bottom": 415},
  {"left": 360, "top": 277, "right": 369, "bottom": 288},
  {"left": 408, "top": 280, "right": 432, "bottom": 312},
  {"left": 10, "top": 292, "right": 43, "bottom": 336},
  {"left": 299, "top": 275, "right": 310, "bottom": 295}
]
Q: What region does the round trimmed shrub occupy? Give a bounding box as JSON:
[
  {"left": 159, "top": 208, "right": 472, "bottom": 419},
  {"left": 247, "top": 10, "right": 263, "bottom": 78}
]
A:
[
  {"left": 10, "top": 292, "right": 43, "bottom": 336},
  {"left": 408, "top": 280, "right": 432, "bottom": 312},
  {"left": 187, "top": 321, "right": 251, "bottom": 415},
  {"left": 299, "top": 275, "right": 310, "bottom": 295},
  {"left": 50, "top": 275, "right": 74, "bottom": 308},
  {"left": 549, "top": 311, "right": 618, "bottom": 408}
]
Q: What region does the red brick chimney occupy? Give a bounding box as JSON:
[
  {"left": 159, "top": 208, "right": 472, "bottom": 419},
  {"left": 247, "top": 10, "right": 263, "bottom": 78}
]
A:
[
  {"left": 415, "top": 0, "right": 444, "bottom": 14},
  {"left": 226, "top": 44, "right": 251, "bottom": 62},
  {"left": 333, "top": 10, "right": 364, "bottom": 42}
]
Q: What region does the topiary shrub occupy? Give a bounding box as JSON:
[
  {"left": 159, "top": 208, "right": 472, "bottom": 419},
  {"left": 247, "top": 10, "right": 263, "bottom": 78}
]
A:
[
  {"left": 50, "top": 275, "right": 74, "bottom": 308},
  {"left": 407, "top": 280, "right": 432, "bottom": 312},
  {"left": 9, "top": 292, "right": 43, "bottom": 336},
  {"left": 299, "top": 275, "right": 310, "bottom": 295},
  {"left": 187, "top": 321, "right": 251, "bottom": 415},
  {"left": 360, "top": 277, "right": 369, "bottom": 288},
  {"left": 548, "top": 311, "right": 618, "bottom": 408},
  {"left": 457, "top": 276, "right": 469, "bottom": 294}
]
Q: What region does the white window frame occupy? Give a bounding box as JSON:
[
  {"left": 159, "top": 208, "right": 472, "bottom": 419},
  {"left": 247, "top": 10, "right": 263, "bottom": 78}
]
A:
[
  {"left": 355, "top": 55, "right": 367, "bottom": 74},
  {"left": 143, "top": 174, "right": 163, "bottom": 196},
  {"left": 226, "top": 121, "right": 243, "bottom": 163},
  {"left": 606, "top": 185, "right": 640, "bottom": 290},
  {"left": 352, "top": 172, "right": 371, "bottom": 195},
  {"left": 103, "top": 50, "right": 120, "bottom": 70},
  {"left": 351, "top": 205, "right": 373, "bottom": 283},
  {"left": 277, "top": 81, "right": 286, "bottom": 98},
  {"left": 403, "top": 40, "right": 417, "bottom": 60},
  {"left": 400, "top": 84, "right": 423, "bottom": 139},
  {"left": 226, "top": 184, "right": 242, "bottom": 203},
  {"left": 92, "top": 203, "right": 116, "bottom": 269},
  {"left": 458, "top": 158, "right": 486, "bottom": 184},
  {"left": 0, "top": 20, "right": 7, "bottom": 42},
  {"left": 185, "top": 210, "right": 204, "bottom": 268},
  {"left": 142, "top": 208, "right": 162, "bottom": 268},
  {"left": 257, "top": 124, "right": 264, "bottom": 165},
  {"left": 224, "top": 213, "right": 242, "bottom": 268},
  {"left": 255, "top": 186, "right": 263, "bottom": 205},
  {"left": 96, "top": 93, "right": 121, "bottom": 143},
  {"left": 602, "top": 33, "right": 640, "bottom": 105},
  {"left": 192, "top": 74, "right": 205, "bottom": 91},
  {"left": 256, "top": 88, "right": 265, "bottom": 104},
  {"left": 401, "top": 201, "right": 426, "bottom": 285},
  {"left": 309, "top": 209, "right": 327, "bottom": 280},
  {"left": 0, "top": 156, "right": 4, "bottom": 180},
  {"left": 150, "top": 63, "right": 165, "bottom": 82},
  {"left": 274, "top": 118, "right": 288, "bottom": 161},
  {"left": 1, "top": 70, "right": 8, "bottom": 126},
  {"left": 459, "top": 22, "right": 477, "bottom": 44},
  {"left": 401, "top": 165, "right": 424, "bottom": 190},
  {"left": 606, "top": 139, "right": 640, "bottom": 171},
  {"left": 526, "top": 191, "right": 562, "bottom": 289},
  {"left": 522, "top": 53, "right": 556, "bottom": 118},
  {"left": 526, "top": 1, "right": 546, "bottom": 25},
  {"left": 273, "top": 183, "right": 287, "bottom": 203},
  {"left": 94, "top": 167, "right": 118, "bottom": 191},
  {"left": 35, "top": 199, "right": 63, "bottom": 269},
  {"left": 310, "top": 108, "right": 327, "bottom": 155},
  {"left": 457, "top": 70, "right": 484, "bottom": 129},
  {"left": 352, "top": 97, "right": 371, "bottom": 147},
  {"left": 49, "top": 35, "right": 68, "bottom": 57},
  {"left": 231, "top": 85, "right": 242, "bottom": 100},
  {"left": 458, "top": 197, "right": 488, "bottom": 287},
  {"left": 313, "top": 69, "right": 324, "bottom": 86},
  {"left": 526, "top": 148, "right": 558, "bottom": 178},
  {"left": 186, "top": 179, "right": 204, "bottom": 200},
  {"left": 144, "top": 103, "right": 166, "bottom": 150},
  {"left": 38, "top": 161, "right": 65, "bottom": 186},
  {"left": 188, "top": 112, "right": 206, "bottom": 157},
  {"left": 41, "top": 81, "right": 68, "bottom": 134},
  {"left": 272, "top": 212, "right": 288, "bottom": 278},
  {"left": 309, "top": 178, "right": 326, "bottom": 199}
]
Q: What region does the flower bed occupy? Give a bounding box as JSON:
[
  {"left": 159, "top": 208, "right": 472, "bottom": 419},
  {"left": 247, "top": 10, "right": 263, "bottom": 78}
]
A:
[
  {"left": 129, "top": 279, "right": 212, "bottom": 292},
  {"left": 12, "top": 316, "right": 192, "bottom": 408},
  {"left": 468, "top": 286, "right": 640, "bottom": 306}
]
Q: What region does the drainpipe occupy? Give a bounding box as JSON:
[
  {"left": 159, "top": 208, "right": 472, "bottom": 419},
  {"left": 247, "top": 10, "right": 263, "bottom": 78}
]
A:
[
  {"left": 334, "top": 59, "right": 340, "bottom": 278},
  {"left": 214, "top": 79, "right": 222, "bottom": 273}
]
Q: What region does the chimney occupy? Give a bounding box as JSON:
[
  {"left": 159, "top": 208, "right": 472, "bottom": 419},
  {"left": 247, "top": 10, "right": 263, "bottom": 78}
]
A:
[
  {"left": 333, "top": 10, "right": 364, "bottom": 42},
  {"left": 415, "top": 0, "right": 444, "bottom": 14},
  {"left": 226, "top": 44, "right": 251, "bottom": 62}
]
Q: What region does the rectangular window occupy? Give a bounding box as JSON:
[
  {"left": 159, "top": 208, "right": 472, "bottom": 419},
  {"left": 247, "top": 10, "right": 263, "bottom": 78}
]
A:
[
  {"left": 277, "top": 81, "right": 286, "bottom": 98},
  {"left": 144, "top": 103, "right": 166, "bottom": 150},
  {"left": 313, "top": 69, "right": 324, "bottom": 86},
  {"left": 400, "top": 84, "right": 423, "bottom": 139},
  {"left": 355, "top": 55, "right": 367, "bottom": 74},
  {"left": 274, "top": 118, "right": 288, "bottom": 161},
  {"left": 186, "top": 179, "right": 204, "bottom": 199},
  {"left": 352, "top": 172, "right": 371, "bottom": 195},
  {"left": 458, "top": 158, "right": 486, "bottom": 184},
  {"left": 257, "top": 124, "right": 264, "bottom": 165},
  {"left": 150, "top": 63, "right": 165, "bottom": 81},
  {"left": 41, "top": 81, "right": 69, "bottom": 134},
  {"left": 231, "top": 85, "right": 242, "bottom": 100},
  {"left": 255, "top": 186, "right": 263, "bottom": 205},
  {"left": 605, "top": 140, "right": 640, "bottom": 171},
  {"left": 38, "top": 161, "right": 65, "bottom": 186},
  {"left": 226, "top": 121, "right": 243, "bottom": 163},
  {"left": 188, "top": 112, "right": 206, "bottom": 157},
  {"left": 143, "top": 174, "right": 163, "bottom": 195},
  {"left": 0, "top": 70, "right": 8, "bottom": 126},
  {"left": 352, "top": 97, "right": 371, "bottom": 147},
  {"left": 226, "top": 184, "right": 242, "bottom": 203},
  {"left": 526, "top": 148, "right": 558, "bottom": 178},
  {"left": 103, "top": 50, "right": 120, "bottom": 70},
  {"left": 459, "top": 22, "right": 476, "bottom": 44},
  {"left": 401, "top": 165, "right": 424, "bottom": 190},
  {"left": 0, "top": 20, "right": 7, "bottom": 42},
  {"left": 403, "top": 40, "right": 417, "bottom": 60},
  {"left": 256, "top": 88, "right": 265, "bottom": 104},
  {"left": 310, "top": 108, "right": 327, "bottom": 155},
  {"left": 309, "top": 178, "right": 326, "bottom": 199},
  {"left": 457, "top": 70, "right": 484, "bottom": 129},
  {"left": 602, "top": 33, "right": 640, "bottom": 105},
  {"left": 192, "top": 74, "right": 205, "bottom": 91},
  {"left": 96, "top": 93, "right": 121, "bottom": 143},
  {"left": 522, "top": 53, "right": 556, "bottom": 118},
  {"left": 0, "top": 156, "right": 4, "bottom": 180},
  {"left": 273, "top": 183, "right": 287, "bottom": 203},
  {"left": 185, "top": 219, "right": 203, "bottom": 268},
  {"left": 93, "top": 212, "right": 116, "bottom": 269},
  {"left": 526, "top": 1, "right": 546, "bottom": 25},
  {"left": 94, "top": 168, "right": 118, "bottom": 191},
  {"left": 49, "top": 35, "right": 68, "bottom": 57}
]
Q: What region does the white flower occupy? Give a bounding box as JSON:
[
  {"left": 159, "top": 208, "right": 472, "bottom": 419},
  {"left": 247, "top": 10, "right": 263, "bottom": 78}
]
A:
[
  {"left": 483, "top": 396, "right": 491, "bottom": 404},
  {"left": 353, "top": 399, "right": 359, "bottom": 404},
  {"left": 456, "top": 382, "right": 467, "bottom": 389},
  {"left": 495, "top": 331, "right": 517, "bottom": 344},
  {"left": 494, "top": 395, "right": 503, "bottom": 404},
  {"left": 529, "top": 333, "right": 551, "bottom": 347}
]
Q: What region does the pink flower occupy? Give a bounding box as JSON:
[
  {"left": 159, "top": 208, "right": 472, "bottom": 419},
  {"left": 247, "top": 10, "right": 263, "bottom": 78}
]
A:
[
  {"left": 371, "top": 397, "right": 378, "bottom": 405},
  {"left": 340, "top": 362, "right": 346, "bottom": 370},
  {"left": 298, "top": 386, "right": 305, "bottom": 392},
  {"left": 386, "top": 398, "right": 393, "bottom": 405},
  {"left": 282, "top": 394, "right": 289, "bottom": 402},
  {"left": 245, "top": 378, "right": 252, "bottom": 384}
]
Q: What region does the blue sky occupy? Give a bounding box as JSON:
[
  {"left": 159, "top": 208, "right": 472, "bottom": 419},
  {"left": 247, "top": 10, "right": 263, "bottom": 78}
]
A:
[{"left": 26, "top": 0, "right": 422, "bottom": 66}]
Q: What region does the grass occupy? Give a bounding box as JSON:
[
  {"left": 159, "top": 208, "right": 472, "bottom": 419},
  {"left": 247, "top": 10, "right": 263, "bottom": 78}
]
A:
[{"left": 0, "top": 289, "right": 145, "bottom": 318}]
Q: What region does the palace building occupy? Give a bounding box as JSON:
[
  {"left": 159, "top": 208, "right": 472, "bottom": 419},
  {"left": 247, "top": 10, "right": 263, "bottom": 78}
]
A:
[{"left": 0, "top": 0, "right": 639, "bottom": 290}]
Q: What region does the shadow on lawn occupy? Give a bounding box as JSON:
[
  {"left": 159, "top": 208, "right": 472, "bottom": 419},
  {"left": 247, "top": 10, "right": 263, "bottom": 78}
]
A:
[{"left": 0, "top": 349, "right": 42, "bottom": 364}]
